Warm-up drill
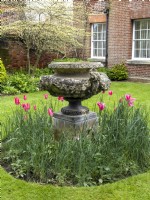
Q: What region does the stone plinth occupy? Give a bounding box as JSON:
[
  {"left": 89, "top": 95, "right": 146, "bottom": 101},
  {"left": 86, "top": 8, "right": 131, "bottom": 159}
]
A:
[{"left": 53, "top": 112, "right": 98, "bottom": 139}]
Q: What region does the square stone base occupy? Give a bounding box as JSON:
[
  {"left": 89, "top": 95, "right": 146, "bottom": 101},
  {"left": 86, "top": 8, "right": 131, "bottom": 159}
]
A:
[{"left": 53, "top": 112, "right": 98, "bottom": 139}]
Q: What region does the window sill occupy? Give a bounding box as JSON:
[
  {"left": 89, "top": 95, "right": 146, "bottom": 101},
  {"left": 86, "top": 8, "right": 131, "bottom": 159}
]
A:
[{"left": 126, "top": 60, "right": 150, "bottom": 65}]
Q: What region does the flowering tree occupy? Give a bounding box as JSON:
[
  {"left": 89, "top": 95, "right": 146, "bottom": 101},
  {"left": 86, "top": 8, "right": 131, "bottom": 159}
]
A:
[{"left": 1, "top": 0, "right": 86, "bottom": 74}]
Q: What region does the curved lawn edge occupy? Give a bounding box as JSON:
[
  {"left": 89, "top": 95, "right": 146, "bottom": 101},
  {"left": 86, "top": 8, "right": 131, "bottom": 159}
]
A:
[{"left": 1, "top": 167, "right": 150, "bottom": 200}]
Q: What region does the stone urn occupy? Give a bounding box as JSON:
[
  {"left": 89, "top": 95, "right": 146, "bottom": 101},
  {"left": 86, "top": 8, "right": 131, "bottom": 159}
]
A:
[{"left": 40, "top": 62, "right": 110, "bottom": 135}]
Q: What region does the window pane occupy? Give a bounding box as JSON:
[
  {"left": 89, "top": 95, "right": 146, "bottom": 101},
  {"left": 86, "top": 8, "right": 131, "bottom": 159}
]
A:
[
  {"left": 103, "top": 24, "right": 106, "bottom": 31},
  {"left": 135, "top": 21, "right": 140, "bottom": 30},
  {"left": 134, "top": 40, "right": 140, "bottom": 49},
  {"left": 134, "top": 49, "right": 140, "bottom": 58},
  {"left": 147, "top": 49, "right": 150, "bottom": 58},
  {"left": 141, "top": 30, "right": 147, "bottom": 39},
  {"left": 135, "top": 31, "right": 140, "bottom": 39},
  {"left": 141, "top": 21, "right": 148, "bottom": 29},
  {"left": 98, "top": 24, "right": 102, "bottom": 32},
  {"left": 93, "top": 33, "right": 97, "bottom": 40},
  {"left": 141, "top": 50, "right": 147, "bottom": 58},
  {"left": 148, "top": 31, "right": 150, "bottom": 39},
  {"left": 98, "top": 49, "right": 102, "bottom": 57},
  {"left": 103, "top": 32, "right": 106, "bottom": 40},
  {"left": 93, "top": 49, "right": 97, "bottom": 56},
  {"left": 93, "top": 42, "right": 97, "bottom": 48},
  {"left": 103, "top": 49, "right": 106, "bottom": 57},
  {"left": 103, "top": 41, "right": 106, "bottom": 48},
  {"left": 141, "top": 40, "right": 146, "bottom": 49},
  {"left": 97, "top": 42, "right": 102, "bottom": 48},
  {"left": 147, "top": 41, "right": 150, "bottom": 49},
  {"left": 93, "top": 24, "right": 98, "bottom": 32},
  {"left": 98, "top": 33, "right": 103, "bottom": 40},
  {"left": 148, "top": 20, "right": 150, "bottom": 29}
]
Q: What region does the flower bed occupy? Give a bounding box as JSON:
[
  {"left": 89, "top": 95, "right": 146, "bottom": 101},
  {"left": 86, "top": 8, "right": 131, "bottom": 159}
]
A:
[{"left": 1, "top": 91, "right": 150, "bottom": 186}]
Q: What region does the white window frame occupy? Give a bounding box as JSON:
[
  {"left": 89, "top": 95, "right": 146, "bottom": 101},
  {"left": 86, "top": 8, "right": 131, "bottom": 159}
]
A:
[
  {"left": 91, "top": 23, "right": 106, "bottom": 59},
  {"left": 132, "top": 19, "right": 150, "bottom": 60}
]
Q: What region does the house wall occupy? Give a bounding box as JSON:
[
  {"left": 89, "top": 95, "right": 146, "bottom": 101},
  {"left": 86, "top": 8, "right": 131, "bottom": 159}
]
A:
[
  {"left": 85, "top": 0, "right": 150, "bottom": 77},
  {"left": 108, "top": 0, "right": 150, "bottom": 77}
]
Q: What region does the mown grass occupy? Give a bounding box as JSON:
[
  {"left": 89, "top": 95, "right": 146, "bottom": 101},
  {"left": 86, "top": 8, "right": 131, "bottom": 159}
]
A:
[
  {"left": 1, "top": 81, "right": 150, "bottom": 123},
  {"left": 1, "top": 167, "right": 150, "bottom": 200},
  {"left": 1, "top": 81, "right": 150, "bottom": 200}
]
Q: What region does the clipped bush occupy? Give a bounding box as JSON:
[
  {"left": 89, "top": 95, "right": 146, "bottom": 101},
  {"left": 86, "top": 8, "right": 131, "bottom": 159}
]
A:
[
  {"left": 107, "top": 63, "right": 128, "bottom": 81},
  {"left": 0, "top": 58, "right": 7, "bottom": 84}
]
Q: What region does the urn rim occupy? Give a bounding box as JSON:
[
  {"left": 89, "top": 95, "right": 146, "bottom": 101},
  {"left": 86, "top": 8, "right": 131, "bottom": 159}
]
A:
[{"left": 48, "top": 61, "right": 103, "bottom": 69}]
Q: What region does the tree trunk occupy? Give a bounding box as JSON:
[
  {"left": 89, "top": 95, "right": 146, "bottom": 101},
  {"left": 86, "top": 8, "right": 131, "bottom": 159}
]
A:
[
  {"left": 27, "top": 48, "right": 31, "bottom": 75},
  {"left": 33, "top": 53, "right": 41, "bottom": 75}
]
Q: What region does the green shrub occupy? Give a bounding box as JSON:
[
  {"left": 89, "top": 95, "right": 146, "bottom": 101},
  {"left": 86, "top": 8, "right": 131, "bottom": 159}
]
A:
[
  {"left": 0, "top": 58, "right": 7, "bottom": 86},
  {"left": 1, "top": 86, "right": 20, "bottom": 95},
  {"left": 1, "top": 73, "right": 40, "bottom": 95},
  {"left": 107, "top": 63, "right": 128, "bottom": 81},
  {"left": 2, "top": 95, "right": 150, "bottom": 186},
  {"left": 34, "top": 68, "right": 53, "bottom": 78}
]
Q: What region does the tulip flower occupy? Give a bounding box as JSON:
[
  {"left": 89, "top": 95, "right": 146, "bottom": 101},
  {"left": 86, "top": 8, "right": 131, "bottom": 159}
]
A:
[
  {"left": 58, "top": 96, "right": 64, "bottom": 101},
  {"left": 48, "top": 108, "right": 53, "bottom": 117},
  {"left": 108, "top": 90, "right": 113, "bottom": 96},
  {"left": 23, "top": 95, "right": 27, "bottom": 100},
  {"left": 125, "top": 94, "right": 136, "bottom": 106},
  {"left": 125, "top": 94, "right": 131, "bottom": 101},
  {"left": 22, "top": 103, "right": 30, "bottom": 112},
  {"left": 44, "top": 94, "right": 48, "bottom": 99},
  {"left": 33, "top": 105, "right": 37, "bottom": 110},
  {"left": 97, "top": 102, "right": 105, "bottom": 111},
  {"left": 14, "top": 97, "right": 20, "bottom": 105}
]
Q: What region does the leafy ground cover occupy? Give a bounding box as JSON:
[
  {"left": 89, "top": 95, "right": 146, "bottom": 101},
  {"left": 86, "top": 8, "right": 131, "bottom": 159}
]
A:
[{"left": 1, "top": 81, "right": 150, "bottom": 199}]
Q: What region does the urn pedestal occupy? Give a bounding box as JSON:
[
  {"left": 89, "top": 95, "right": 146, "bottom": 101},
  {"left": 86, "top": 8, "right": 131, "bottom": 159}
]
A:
[{"left": 40, "top": 62, "right": 110, "bottom": 136}]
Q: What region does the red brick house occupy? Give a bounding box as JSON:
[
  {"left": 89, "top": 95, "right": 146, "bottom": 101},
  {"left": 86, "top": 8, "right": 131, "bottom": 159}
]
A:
[{"left": 82, "top": 0, "right": 150, "bottom": 78}]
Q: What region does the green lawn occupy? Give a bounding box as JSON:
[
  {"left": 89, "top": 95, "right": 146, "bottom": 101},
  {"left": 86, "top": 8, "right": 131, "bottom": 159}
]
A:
[{"left": 1, "top": 81, "right": 150, "bottom": 200}]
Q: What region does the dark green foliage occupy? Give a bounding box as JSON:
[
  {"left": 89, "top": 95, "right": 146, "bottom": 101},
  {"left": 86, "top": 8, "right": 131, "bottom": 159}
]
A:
[
  {"left": 0, "top": 68, "right": 54, "bottom": 95},
  {"left": 34, "top": 67, "right": 53, "bottom": 78},
  {"left": 107, "top": 63, "right": 128, "bottom": 81},
  {"left": 2, "top": 98, "right": 150, "bottom": 186},
  {"left": 1, "top": 73, "right": 39, "bottom": 94}
]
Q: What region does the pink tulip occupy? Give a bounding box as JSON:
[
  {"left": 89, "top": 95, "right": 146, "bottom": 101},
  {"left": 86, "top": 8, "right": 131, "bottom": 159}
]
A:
[
  {"left": 108, "top": 90, "right": 113, "bottom": 96},
  {"left": 44, "top": 94, "right": 48, "bottom": 99},
  {"left": 22, "top": 103, "right": 30, "bottom": 112},
  {"left": 58, "top": 96, "right": 64, "bottom": 101},
  {"left": 97, "top": 102, "right": 105, "bottom": 111},
  {"left": 125, "top": 94, "right": 131, "bottom": 101},
  {"left": 23, "top": 95, "right": 27, "bottom": 100},
  {"left": 125, "top": 94, "right": 136, "bottom": 106},
  {"left": 33, "top": 105, "right": 37, "bottom": 110},
  {"left": 48, "top": 108, "right": 53, "bottom": 117},
  {"left": 14, "top": 97, "right": 20, "bottom": 105}
]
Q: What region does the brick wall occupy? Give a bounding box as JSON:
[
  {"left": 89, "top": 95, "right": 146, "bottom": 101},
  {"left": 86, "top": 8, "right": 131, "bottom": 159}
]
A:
[
  {"left": 83, "top": 0, "right": 150, "bottom": 77},
  {"left": 0, "top": 39, "right": 57, "bottom": 70},
  {"left": 127, "top": 65, "right": 150, "bottom": 78}
]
